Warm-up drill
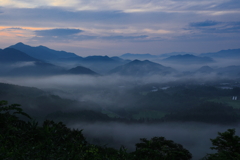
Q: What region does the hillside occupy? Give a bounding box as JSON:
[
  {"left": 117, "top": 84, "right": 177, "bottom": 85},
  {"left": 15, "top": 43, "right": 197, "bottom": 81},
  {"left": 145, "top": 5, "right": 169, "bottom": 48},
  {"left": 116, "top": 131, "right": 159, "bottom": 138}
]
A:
[{"left": 109, "top": 60, "right": 175, "bottom": 76}]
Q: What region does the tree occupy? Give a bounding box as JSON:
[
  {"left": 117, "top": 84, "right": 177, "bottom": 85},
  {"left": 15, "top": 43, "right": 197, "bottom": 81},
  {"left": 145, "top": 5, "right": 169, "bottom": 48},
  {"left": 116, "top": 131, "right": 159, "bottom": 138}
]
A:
[
  {"left": 203, "top": 129, "right": 240, "bottom": 160},
  {"left": 133, "top": 137, "right": 192, "bottom": 160}
]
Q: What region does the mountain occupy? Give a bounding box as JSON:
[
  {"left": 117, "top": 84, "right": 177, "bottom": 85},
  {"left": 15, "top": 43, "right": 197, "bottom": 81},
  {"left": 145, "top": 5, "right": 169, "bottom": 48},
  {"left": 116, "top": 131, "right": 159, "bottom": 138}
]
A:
[
  {"left": 120, "top": 53, "right": 158, "bottom": 60},
  {"left": 0, "top": 82, "right": 84, "bottom": 120},
  {"left": 0, "top": 48, "right": 39, "bottom": 63},
  {"left": 83, "top": 55, "right": 115, "bottom": 62},
  {"left": 7, "top": 43, "right": 129, "bottom": 74},
  {"left": 158, "top": 52, "right": 195, "bottom": 58},
  {"left": 196, "top": 66, "right": 214, "bottom": 74},
  {"left": 78, "top": 56, "right": 129, "bottom": 74},
  {"left": 162, "top": 54, "right": 214, "bottom": 64},
  {"left": 66, "top": 66, "right": 98, "bottom": 75},
  {"left": 0, "top": 48, "right": 64, "bottom": 76},
  {"left": 9, "top": 42, "right": 81, "bottom": 62},
  {"left": 216, "top": 65, "right": 240, "bottom": 77},
  {"left": 109, "top": 60, "right": 175, "bottom": 76},
  {"left": 111, "top": 56, "right": 131, "bottom": 63},
  {"left": 201, "top": 49, "right": 240, "bottom": 58}
]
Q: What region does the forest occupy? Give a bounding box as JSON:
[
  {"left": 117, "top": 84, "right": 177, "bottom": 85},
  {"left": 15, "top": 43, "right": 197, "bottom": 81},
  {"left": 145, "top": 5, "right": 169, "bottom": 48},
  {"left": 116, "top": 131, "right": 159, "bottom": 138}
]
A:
[{"left": 1, "top": 100, "right": 240, "bottom": 160}]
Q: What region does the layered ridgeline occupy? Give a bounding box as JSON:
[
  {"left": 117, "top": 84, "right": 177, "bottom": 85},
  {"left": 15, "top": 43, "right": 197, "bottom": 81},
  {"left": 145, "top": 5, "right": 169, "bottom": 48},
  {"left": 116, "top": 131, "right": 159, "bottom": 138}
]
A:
[
  {"left": 0, "top": 48, "right": 63, "bottom": 76},
  {"left": 162, "top": 54, "right": 214, "bottom": 64},
  {"left": 109, "top": 60, "right": 175, "bottom": 76},
  {"left": 201, "top": 48, "right": 240, "bottom": 59},
  {"left": 0, "top": 45, "right": 99, "bottom": 76},
  {"left": 9, "top": 42, "right": 129, "bottom": 74},
  {"left": 9, "top": 42, "right": 80, "bottom": 62},
  {"left": 1, "top": 42, "right": 240, "bottom": 77}
]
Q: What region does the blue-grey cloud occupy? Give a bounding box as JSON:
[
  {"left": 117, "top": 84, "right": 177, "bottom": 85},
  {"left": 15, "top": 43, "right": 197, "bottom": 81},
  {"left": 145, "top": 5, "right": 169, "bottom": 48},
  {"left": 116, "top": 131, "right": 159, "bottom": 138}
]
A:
[
  {"left": 189, "top": 20, "right": 220, "bottom": 27},
  {"left": 213, "top": 0, "right": 240, "bottom": 10},
  {"left": 35, "top": 28, "right": 83, "bottom": 37},
  {"left": 187, "top": 21, "right": 240, "bottom": 33},
  {"left": 102, "top": 35, "right": 148, "bottom": 40},
  {"left": 0, "top": 7, "right": 184, "bottom": 28},
  {"left": 31, "top": 26, "right": 151, "bottom": 42}
]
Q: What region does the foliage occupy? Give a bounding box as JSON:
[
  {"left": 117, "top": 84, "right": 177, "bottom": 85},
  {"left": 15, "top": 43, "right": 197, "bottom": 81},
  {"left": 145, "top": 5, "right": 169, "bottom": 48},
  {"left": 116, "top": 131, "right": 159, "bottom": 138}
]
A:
[
  {"left": 5, "top": 100, "right": 240, "bottom": 160},
  {"left": 164, "top": 102, "right": 238, "bottom": 124},
  {"left": 203, "top": 129, "right": 240, "bottom": 160},
  {"left": 133, "top": 137, "right": 192, "bottom": 160}
]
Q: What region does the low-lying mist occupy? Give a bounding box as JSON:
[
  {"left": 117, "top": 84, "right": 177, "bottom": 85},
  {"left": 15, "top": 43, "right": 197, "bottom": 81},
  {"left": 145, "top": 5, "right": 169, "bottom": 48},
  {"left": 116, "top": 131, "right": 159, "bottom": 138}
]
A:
[
  {"left": 0, "top": 72, "right": 240, "bottom": 160},
  {"left": 71, "top": 122, "right": 240, "bottom": 160}
]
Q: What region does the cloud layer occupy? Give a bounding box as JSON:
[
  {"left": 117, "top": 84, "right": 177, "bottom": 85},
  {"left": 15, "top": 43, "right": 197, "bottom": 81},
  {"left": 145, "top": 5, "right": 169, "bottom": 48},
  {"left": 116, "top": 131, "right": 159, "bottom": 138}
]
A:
[{"left": 0, "top": 0, "right": 240, "bottom": 56}]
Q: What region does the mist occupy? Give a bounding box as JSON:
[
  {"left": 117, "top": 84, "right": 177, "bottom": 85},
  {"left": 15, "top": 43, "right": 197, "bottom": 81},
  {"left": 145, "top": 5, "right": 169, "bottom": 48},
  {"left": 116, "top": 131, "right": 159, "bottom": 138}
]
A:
[
  {"left": 0, "top": 69, "right": 239, "bottom": 160},
  {"left": 71, "top": 122, "right": 240, "bottom": 160}
]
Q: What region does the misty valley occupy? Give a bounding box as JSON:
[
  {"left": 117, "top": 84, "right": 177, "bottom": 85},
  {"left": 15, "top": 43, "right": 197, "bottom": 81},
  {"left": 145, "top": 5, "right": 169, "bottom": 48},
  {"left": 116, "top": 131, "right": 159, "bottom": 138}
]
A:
[{"left": 0, "top": 43, "right": 240, "bottom": 160}]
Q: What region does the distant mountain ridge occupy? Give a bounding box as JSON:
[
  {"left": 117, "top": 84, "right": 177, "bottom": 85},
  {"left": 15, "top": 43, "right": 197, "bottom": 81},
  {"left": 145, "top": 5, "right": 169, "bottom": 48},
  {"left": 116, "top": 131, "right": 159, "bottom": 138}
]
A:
[
  {"left": 200, "top": 49, "right": 240, "bottom": 58},
  {"left": 162, "top": 54, "right": 214, "bottom": 64},
  {"left": 9, "top": 42, "right": 80, "bottom": 62},
  {"left": 66, "top": 66, "right": 98, "bottom": 75},
  {"left": 120, "top": 53, "right": 158, "bottom": 60},
  {"left": 0, "top": 48, "right": 40, "bottom": 63},
  {"left": 109, "top": 60, "right": 175, "bottom": 76},
  {"left": 0, "top": 47, "right": 101, "bottom": 76}
]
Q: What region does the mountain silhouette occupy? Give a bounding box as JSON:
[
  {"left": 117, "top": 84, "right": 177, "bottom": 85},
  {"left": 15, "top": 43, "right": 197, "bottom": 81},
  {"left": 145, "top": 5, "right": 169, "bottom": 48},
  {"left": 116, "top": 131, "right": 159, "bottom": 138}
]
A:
[
  {"left": 67, "top": 66, "right": 98, "bottom": 75},
  {"left": 196, "top": 66, "right": 214, "bottom": 74},
  {"left": 0, "top": 48, "right": 39, "bottom": 63},
  {"left": 162, "top": 54, "right": 214, "bottom": 64},
  {"left": 200, "top": 49, "right": 240, "bottom": 58},
  {"left": 9, "top": 42, "right": 80, "bottom": 62},
  {"left": 120, "top": 53, "right": 158, "bottom": 60},
  {"left": 0, "top": 48, "right": 64, "bottom": 76},
  {"left": 109, "top": 60, "right": 175, "bottom": 76}
]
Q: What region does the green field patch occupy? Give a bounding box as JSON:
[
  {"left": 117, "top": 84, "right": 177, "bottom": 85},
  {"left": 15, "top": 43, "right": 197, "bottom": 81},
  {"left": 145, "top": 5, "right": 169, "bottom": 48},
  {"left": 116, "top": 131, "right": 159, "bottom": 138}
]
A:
[
  {"left": 132, "top": 110, "right": 167, "bottom": 120},
  {"left": 208, "top": 97, "right": 240, "bottom": 109}
]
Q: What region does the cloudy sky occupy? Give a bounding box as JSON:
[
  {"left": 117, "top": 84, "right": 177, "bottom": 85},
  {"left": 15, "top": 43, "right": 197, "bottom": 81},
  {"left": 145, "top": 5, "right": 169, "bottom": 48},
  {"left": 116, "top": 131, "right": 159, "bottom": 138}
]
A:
[{"left": 0, "top": 0, "right": 240, "bottom": 56}]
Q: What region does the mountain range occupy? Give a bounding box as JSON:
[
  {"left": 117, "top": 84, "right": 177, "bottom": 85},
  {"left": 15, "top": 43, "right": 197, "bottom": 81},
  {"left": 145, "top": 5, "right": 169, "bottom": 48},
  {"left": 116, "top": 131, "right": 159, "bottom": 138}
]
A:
[
  {"left": 162, "top": 54, "right": 214, "bottom": 64},
  {"left": 9, "top": 42, "right": 129, "bottom": 74},
  {"left": 9, "top": 42, "right": 79, "bottom": 62},
  {"left": 200, "top": 49, "right": 240, "bottom": 58},
  {"left": 0, "top": 42, "right": 240, "bottom": 78},
  {"left": 109, "top": 60, "right": 175, "bottom": 76}
]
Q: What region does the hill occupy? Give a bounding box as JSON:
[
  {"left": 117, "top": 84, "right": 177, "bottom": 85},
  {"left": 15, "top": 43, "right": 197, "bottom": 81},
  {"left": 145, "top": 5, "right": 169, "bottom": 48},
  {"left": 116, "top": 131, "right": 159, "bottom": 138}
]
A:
[
  {"left": 109, "top": 60, "right": 175, "bottom": 76},
  {"left": 162, "top": 54, "right": 214, "bottom": 64},
  {"left": 66, "top": 66, "right": 98, "bottom": 75},
  {"left": 0, "top": 48, "right": 65, "bottom": 76},
  {"left": 9, "top": 42, "right": 80, "bottom": 62},
  {"left": 120, "top": 53, "right": 158, "bottom": 60},
  {"left": 201, "top": 49, "right": 240, "bottom": 58},
  {"left": 0, "top": 48, "right": 39, "bottom": 63}
]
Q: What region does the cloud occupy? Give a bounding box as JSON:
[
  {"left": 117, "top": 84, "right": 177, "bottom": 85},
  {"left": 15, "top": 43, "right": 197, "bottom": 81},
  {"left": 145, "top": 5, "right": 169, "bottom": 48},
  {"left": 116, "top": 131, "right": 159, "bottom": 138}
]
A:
[
  {"left": 10, "top": 61, "right": 36, "bottom": 68},
  {"left": 102, "top": 35, "right": 148, "bottom": 41},
  {"left": 35, "top": 28, "right": 83, "bottom": 37},
  {"left": 187, "top": 20, "right": 240, "bottom": 33},
  {"left": 32, "top": 33, "right": 150, "bottom": 42},
  {"left": 1, "top": 0, "right": 238, "bottom": 14},
  {"left": 189, "top": 20, "right": 220, "bottom": 27},
  {"left": 213, "top": 0, "right": 240, "bottom": 10}
]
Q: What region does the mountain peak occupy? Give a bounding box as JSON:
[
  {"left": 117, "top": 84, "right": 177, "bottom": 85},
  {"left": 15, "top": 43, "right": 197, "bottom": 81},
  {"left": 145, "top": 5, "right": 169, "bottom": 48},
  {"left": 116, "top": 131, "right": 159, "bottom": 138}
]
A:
[
  {"left": 67, "top": 66, "right": 98, "bottom": 75},
  {"left": 15, "top": 42, "right": 26, "bottom": 46},
  {"left": 163, "top": 54, "right": 214, "bottom": 64},
  {"left": 9, "top": 43, "right": 79, "bottom": 61},
  {"left": 109, "top": 59, "right": 174, "bottom": 76}
]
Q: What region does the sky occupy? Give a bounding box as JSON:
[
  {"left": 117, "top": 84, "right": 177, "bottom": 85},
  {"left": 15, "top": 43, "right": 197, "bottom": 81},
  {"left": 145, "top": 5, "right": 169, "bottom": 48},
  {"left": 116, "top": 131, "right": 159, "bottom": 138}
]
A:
[{"left": 0, "top": 0, "right": 240, "bottom": 56}]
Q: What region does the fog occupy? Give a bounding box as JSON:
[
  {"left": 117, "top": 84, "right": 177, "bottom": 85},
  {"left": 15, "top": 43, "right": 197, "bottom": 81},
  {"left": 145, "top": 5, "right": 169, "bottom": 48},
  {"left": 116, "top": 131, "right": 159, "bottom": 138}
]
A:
[
  {"left": 0, "top": 72, "right": 239, "bottom": 160},
  {"left": 71, "top": 122, "right": 240, "bottom": 160},
  {"left": 0, "top": 73, "right": 231, "bottom": 105}
]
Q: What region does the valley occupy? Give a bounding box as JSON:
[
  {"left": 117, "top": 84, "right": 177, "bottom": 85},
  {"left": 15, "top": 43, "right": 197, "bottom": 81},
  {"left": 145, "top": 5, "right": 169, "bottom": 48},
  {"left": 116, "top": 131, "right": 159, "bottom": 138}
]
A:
[{"left": 0, "top": 43, "right": 240, "bottom": 159}]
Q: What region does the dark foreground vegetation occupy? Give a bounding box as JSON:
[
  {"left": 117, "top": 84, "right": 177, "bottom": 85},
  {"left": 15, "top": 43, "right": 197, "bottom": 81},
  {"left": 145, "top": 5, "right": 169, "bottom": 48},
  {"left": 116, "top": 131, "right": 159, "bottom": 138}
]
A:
[{"left": 1, "top": 101, "right": 240, "bottom": 160}]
